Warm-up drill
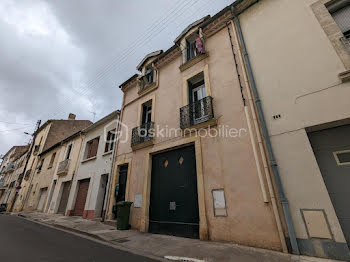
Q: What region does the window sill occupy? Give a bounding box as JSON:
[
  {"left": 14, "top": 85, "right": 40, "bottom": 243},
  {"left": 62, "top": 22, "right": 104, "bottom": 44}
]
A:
[
  {"left": 179, "top": 52, "right": 209, "bottom": 72},
  {"left": 81, "top": 156, "right": 97, "bottom": 163},
  {"left": 102, "top": 151, "right": 113, "bottom": 157},
  {"left": 138, "top": 81, "right": 158, "bottom": 96},
  {"left": 339, "top": 70, "right": 350, "bottom": 83}
]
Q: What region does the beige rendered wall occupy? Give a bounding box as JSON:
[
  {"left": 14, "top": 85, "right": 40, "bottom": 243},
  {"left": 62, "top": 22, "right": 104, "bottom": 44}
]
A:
[
  {"left": 24, "top": 146, "right": 60, "bottom": 211},
  {"left": 110, "top": 23, "right": 283, "bottom": 251},
  {"left": 45, "top": 135, "right": 83, "bottom": 214},
  {"left": 13, "top": 123, "right": 52, "bottom": 212},
  {"left": 239, "top": 0, "right": 350, "bottom": 244},
  {"left": 5, "top": 153, "right": 27, "bottom": 211},
  {"left": 66, "top": 122, "right": 116, "bottom": 219}
]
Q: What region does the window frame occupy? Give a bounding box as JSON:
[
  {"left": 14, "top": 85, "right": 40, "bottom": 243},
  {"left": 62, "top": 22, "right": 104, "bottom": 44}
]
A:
[
  {"left": 104, "top": 129, "right": 116, "bottom": 153},
  {"left": 48, "top": 152, "right": 56, "bottom": 169},
  {"left": 311, "top": 0, "right": 350, "bottom": 70},
  {"left": 83, "top": 137, "right": 100, "bottom": 160},
  {"left": 65, "top": 144, "right": 73, "bottom": 160}
]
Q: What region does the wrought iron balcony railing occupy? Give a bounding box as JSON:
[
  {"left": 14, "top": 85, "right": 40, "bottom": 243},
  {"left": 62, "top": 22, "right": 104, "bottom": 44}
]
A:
[
  {"left": 24, "top": 169, "right": 32, "bottom": 180},
  {"left": 340, "top": 36, "right": 350, "bottom": 54},
  {"left": 6, "top": 162, "right": 15, "bottom": 172},
  {"left": 17, "top": 173, "right": 24, "bottom": 184},
  {"left": 131, "top": 121, "right": 154, "bottom": 148},
  {"left": 0, "top": 177, "right": 4, "bottom": 188},
  {"left": 180, "top": 96, "right": 214, "bottom": 129},
  {"left": 57, "top": 159, "right": 70, "bottom": 176}
]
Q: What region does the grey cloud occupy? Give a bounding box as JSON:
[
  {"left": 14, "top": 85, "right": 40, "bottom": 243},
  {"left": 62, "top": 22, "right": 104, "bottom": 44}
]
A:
[{"left": 0, "top": 0, "right": 232, "bottom": 154}]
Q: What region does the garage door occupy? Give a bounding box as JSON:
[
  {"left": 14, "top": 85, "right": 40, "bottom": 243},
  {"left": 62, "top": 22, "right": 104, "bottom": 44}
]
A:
[
  {"left": 73, "top": 179, "right": 90, "bottom": 216},
  {"left": 308, "top": 125, "right": 350, "bottom": 246},
  {"left": 149, "top": 145, "right": 199, "bottom": 239},
  {"left": 57, "top": 181, "right": 71, "bottom": 214},
  {"left": 37, "top": 188, "right": 48, "bottom": 212}
]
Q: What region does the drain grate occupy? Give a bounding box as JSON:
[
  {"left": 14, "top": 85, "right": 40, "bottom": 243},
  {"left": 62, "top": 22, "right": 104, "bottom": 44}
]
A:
[
  {"left": 114, "top": 238, "right": 130, "bottom": 243},
  {"left": 164, "top": 256, "right": 205, "bottom": 262}
]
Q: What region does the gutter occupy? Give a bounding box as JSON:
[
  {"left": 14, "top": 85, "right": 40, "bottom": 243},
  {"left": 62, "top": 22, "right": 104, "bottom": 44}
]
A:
[
  {"left": 230, "top": 2, "right": 300, "bottom": 255},
  {"left": 101, "top": 111, "right": 123, "bottom": 222}
]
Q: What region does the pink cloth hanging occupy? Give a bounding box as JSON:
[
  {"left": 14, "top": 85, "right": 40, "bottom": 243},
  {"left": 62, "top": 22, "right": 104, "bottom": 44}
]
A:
[{"left": 196, "top": 37, "right": 206, "bottom": 54}]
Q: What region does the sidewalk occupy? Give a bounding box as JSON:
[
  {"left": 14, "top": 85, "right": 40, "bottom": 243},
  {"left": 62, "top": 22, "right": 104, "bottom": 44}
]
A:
[{"left": 14, "top": 211, "right": 342, "bottom": 262}]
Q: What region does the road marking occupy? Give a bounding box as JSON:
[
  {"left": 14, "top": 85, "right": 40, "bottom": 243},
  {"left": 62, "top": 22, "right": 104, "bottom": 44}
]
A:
[{"left": 164, "top": 256, "right": 205, "bottom": 262}]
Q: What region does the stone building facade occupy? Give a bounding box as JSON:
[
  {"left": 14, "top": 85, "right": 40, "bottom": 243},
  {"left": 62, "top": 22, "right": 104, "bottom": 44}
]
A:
[{"left": 106, "top": 3, "right": 287, "bottom": 252}]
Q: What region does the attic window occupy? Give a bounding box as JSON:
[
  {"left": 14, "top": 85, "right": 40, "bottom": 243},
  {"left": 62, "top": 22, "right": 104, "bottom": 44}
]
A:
[
  {"left": 139, "top": 66, "right": 156, "bottom": 92},
  {"left": 185, "top": 32, "right": 205, "bottom": 63},
  {"left": 145, "top": 67, "right": 154, "bottom": 84}
]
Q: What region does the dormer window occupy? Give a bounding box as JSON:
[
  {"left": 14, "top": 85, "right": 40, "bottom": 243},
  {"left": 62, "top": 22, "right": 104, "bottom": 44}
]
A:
[
  {"left": 144, "top": 66, "right": 154, "bottom": 86},
  {"left": 135, "top": 50, "right": 162, "bottom": 94},
  {"left": 185, "top": 33, "right": 206, "bottom": 63},
  {"left": 139, "top": 65, "right": 157, "bottom": 93}
]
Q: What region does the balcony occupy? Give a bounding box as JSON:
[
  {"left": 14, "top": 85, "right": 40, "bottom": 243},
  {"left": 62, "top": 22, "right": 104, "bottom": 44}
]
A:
[
  {"left": 17, "top": 173, "right": 24, "bottom": 183},
  {"left": 24, "top": 169, "right": 32, "bottom": 180},
  {"left": 0, "top": 177, "right": 4, "bottom": 188},
  {"left": 6, "top": 163, "right": 15, "bottom": 172},
  {"left": 180, "top": 96, "right": 215, "bottom": 129},
  {"left": 131, "top": 121, "right": 154, "bottom": 150},
  {"left": 180, "top": 37, "right": 208, "bottom": 72},
  {"left": 57, "top": 159, "right": 70, "bottom": 176}
]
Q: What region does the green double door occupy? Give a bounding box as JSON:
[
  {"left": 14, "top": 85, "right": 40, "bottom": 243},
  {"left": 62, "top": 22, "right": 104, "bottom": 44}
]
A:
[{"left": 149, "top": 145, "right": 199, "bottom": 239}]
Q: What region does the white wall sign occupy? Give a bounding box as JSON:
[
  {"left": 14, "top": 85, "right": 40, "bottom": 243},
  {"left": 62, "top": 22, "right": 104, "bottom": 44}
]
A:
[
  {"left": 212, "top": 189, "right": 227, "bottom": 217},
  {"left": 134, "top": 194, "right": 142, "bottom": 208}
]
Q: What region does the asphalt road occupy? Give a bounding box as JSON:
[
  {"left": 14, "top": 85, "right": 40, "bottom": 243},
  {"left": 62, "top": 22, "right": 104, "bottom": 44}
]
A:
[{"left": 0, "top": 214, "right": 159, "bottom": 262}]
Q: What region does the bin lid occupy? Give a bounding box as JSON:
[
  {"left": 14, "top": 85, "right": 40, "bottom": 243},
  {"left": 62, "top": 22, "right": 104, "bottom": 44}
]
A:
[{"left": 116, "top": 201, "right": 133, "bottom": 206}]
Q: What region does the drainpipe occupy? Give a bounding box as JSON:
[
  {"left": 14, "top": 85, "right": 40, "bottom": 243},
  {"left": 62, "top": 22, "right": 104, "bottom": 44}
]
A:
[
  {"left": 101, "top": 110, "right": 122, "bottom": 222},
  {"left": 231, "top": 5, "right": 299, "bottom": 255},
  {"left": 228, "top": 19, "right": 287, "bottom": 253}
]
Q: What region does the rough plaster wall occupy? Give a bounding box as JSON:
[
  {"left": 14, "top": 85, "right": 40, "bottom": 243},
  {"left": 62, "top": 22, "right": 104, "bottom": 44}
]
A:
[{"left": 239, "top": 0, "right": 350, "bottom": 243}]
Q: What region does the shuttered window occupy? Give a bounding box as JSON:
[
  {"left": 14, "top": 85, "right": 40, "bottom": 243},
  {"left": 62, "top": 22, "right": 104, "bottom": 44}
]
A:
[{"left": 84, "top": 137, "right": 100, "bottom": 159}]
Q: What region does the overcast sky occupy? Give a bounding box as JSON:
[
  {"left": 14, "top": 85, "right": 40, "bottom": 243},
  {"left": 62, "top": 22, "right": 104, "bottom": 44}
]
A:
[{"left": 0, "top": 0, "right": 233, "bottom": 155}]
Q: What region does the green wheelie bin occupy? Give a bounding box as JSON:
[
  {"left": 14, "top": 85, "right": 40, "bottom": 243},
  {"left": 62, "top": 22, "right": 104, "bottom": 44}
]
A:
[{"left": 116, "top": 201, "right": 133, "bottom": 230}]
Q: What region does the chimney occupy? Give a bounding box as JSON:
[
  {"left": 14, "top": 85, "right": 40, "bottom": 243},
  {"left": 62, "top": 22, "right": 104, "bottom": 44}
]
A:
[{"left": 68, "top": 113, "right": 76, "bottom": 120}]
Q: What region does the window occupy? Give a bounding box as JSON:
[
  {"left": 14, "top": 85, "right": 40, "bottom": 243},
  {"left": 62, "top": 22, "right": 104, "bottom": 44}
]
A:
[
  {"left": 141, "top": 100, "right": 152, "bottom": 125},
  {"left": 334, "top": 149, "right": 350, "bottom": 165},
  {"left": 328, "top": 1, "right": 350, "bottom": 39},
  {"left": 48, "top": 152, "right": 56, "bottom": 169},
  {"left": 188, "top": 73, "right": 208, "bottom": 123},
  {"left": 145, "top": 66, "right": 154, "bottom": 85},
  {"left": 65, "top": 144, "right": 73, "bottom": 160},
  {"left": 185, "top": 32, "right": 205, "bottom": 62},
  {"left": 37, "top": 158, "right": 44, "bottom": 173},
  {"left": 84, "top": 137, "right": 100, "bottom": 160},
  {"left": 105, "top": 129, "right": 116, "bottom": 153},
  {"left": 34, "top": 137, "right": 43, "bottom": 153}
]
